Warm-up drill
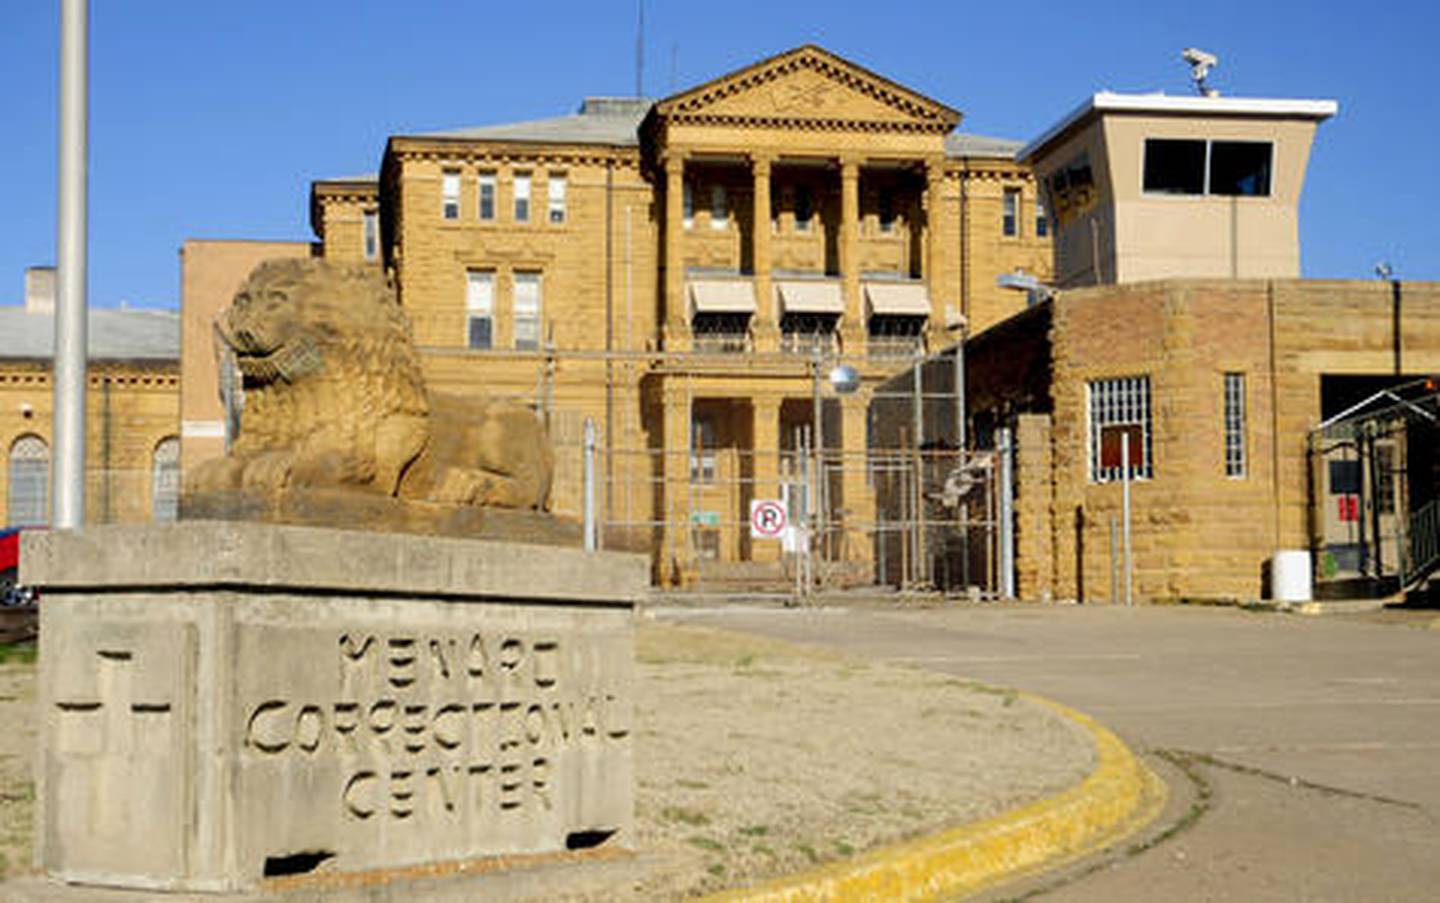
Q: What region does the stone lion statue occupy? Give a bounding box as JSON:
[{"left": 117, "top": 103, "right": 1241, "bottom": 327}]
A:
[{"left": 185, "top": 258, "right": 553, "bottom": 511}]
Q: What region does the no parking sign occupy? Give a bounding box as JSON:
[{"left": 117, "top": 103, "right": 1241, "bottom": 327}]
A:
[{"left": 749, "top": 499, "right": 787, "bottom": 539}]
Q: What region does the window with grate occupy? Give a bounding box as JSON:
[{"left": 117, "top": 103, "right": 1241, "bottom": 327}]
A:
[
  {"left": 1224, "top": 373, "right": 1246, "bottom": 478},
  {"left": 780, "top": 312, "right": 839, "bottom": 354},
  {"left": 1087, "top": 376, "right": 1152, "bottom": 482},
  {"left": 7, "top": 435, "right": 48, "bottom": 527},
  {"left": 692, "top": 313, "right": 751, "bottom": 352},
  {"left": 151, "top": 436, "right": 180, "bottom": 523},
  {"left": 867, "top": 314, "right": 926, "bottom": 357}
]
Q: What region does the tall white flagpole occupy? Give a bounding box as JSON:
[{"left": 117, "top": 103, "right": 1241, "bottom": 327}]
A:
[{"left": 53, "top": 0, "right": 89, "bottom": 529}]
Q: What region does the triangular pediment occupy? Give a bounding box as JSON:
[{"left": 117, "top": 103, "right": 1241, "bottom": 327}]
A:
[{"left": 654, "top": 45, "right": 961, "bottom": 133}]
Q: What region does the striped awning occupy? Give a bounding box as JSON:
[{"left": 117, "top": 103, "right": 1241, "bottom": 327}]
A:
[
  {"left": 688, "top": 280, "right": 757, "bottom": 315},
  {"left": 864, "top": 282, "right": 931, "bottom": 317},
  {"left": 775, "top": 280, "right": 844, "bottom": 315}
]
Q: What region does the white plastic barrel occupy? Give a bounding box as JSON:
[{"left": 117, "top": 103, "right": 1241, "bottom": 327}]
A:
[{"left": 1272, "top": 550, "right": 1313, "bottom": 602}]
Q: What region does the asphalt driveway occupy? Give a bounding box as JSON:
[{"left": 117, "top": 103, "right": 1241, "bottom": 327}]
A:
[{"left": 659, "top": 603, "right": 1440, "bottom": 901}]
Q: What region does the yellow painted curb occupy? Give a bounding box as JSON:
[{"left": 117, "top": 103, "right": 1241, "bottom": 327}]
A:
[{"left": 702, "top": 692, "right": 1167, "bottom": 902}]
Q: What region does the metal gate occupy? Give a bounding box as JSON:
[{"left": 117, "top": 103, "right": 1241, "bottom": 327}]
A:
[{"left": 551, "top": 431, "right": 1001, "bottom": 596}]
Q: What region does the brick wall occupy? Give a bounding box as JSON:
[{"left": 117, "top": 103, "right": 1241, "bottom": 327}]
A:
[{"left": 975, "top": 278, "right": 1440, "bottom": 602}]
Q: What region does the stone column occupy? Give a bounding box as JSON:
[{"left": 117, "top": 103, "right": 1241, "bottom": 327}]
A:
[
  {"left": 663, "top": 152, "right": 691, "bottom": 352},
  {"left": 839, "top": 156, "right": 863, "bottom": 352},
  {"left": 924, "top": 157, "right": 948, "bottom": 344},
  {"left": 660, "top": 382, "right": 693, "bottom": 585},
  {"left": 751, "top": 153, "right": 777, "bottom": 352},
  {"left": 750, "top": 395, "right": 783, "bottom": 562},
  {"left": 840, "top": 394, "right": 876, "bottom": 581}
]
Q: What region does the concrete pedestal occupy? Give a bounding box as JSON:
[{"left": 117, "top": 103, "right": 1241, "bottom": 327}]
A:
[{"left": 24, "top": 522, "right": 644, "bottom": 893}]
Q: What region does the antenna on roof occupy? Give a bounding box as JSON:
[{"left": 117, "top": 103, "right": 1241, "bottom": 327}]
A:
[
  {"left": 635, "top": 0, "right": 645, "bottom": 98},
  {"left": 1182, "top": 47, "right": 1220, "bottom": 97}
]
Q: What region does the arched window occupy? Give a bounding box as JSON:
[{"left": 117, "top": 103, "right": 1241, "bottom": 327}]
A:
[
  {"left": 7, "top": 435, "right": 49, "bottom": 527},
  {"left": 151, "top": 436, "right": 180, "bottom": 523}
]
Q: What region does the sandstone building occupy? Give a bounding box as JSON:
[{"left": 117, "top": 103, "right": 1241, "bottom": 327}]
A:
[
  {"left": 887, "top": 86, "right": 1440, "bottom": 602},
  {"left": 962, "top": 278, "right": 1440, "bottom": 602},
  {"left": 1, "top": 267, "right": 180, "bottom": 528},
  {"left": 300, "top": 45, "right": 1052, "bottom": 585}
]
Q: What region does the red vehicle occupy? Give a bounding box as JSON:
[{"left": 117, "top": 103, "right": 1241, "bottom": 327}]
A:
[{"left": 0, "top": 528, "right": 39, "bottom": 607}]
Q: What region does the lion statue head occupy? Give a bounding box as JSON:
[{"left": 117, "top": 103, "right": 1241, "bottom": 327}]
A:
[{"left": 218, "top": 258, "right": 416, "bottom": 387}]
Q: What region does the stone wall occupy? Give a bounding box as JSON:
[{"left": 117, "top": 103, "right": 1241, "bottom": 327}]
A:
[
  {"left": 30, "top": 523, "right": 644, "bottom": 891},
  {"left": 972, "top": 278, "right": 1440, "bottom": 602},
  {"left": 390, "top": 150, "right": 658, "bottom": 352},
  {"left": 1013, "top": 413, "right": 1054, "bottom": 600}
]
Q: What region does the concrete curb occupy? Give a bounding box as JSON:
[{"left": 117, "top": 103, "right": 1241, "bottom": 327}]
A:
[{"left": 702, "top": 693, "right": 1167, "bottom": 902}]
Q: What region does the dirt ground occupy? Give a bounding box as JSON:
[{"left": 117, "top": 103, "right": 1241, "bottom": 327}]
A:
[
  {"left": 0, "top": 621, "right": 1095, "bottom": 899},
  {"left": 0, "top": 644, "right": 35, "bottom": 880}
]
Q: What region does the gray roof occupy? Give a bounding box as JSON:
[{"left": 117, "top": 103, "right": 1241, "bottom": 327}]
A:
[
  {"left": 315, "top": 172, "right": 378, "bottom": 185},
  {"left": 0, "top": 307, "right": 179, "bottom": 362},
  {"left": 945, "top": 132, "right": 1023, "bottom": 159},
  {"left": 415, "top": 98, "right": 653, "bottom": 147},
  {"left": 416, "top": 97, "right": 1022, "bottom": 159}
]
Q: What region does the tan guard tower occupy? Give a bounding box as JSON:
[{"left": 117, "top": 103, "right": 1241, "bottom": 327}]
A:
[{"left": 1019, "top": 91, "right": 1336, "bottom": 287}]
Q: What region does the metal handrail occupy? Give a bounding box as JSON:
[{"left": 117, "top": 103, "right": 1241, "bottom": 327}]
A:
[{"left": 1403, "top": 498, "right": 1440, "bottom": 589}]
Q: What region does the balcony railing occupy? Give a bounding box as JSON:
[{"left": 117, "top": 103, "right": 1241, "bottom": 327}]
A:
[
  {"left": 866, "top": 334, "right": 926, "bottom": 358},
  {"left": 780, "top": 331, "right": 839, "bottom": 356},
  {"left": 692, "top": 331, "right": 753, "bottom": 353}
]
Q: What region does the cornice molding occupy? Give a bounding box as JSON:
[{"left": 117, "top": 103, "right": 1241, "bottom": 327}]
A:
[
  {"left": 388, "top": 138, "right": 641, "bottom": 170},
  {"left": 654, "top": 46, "right": 961, "bottom": 130}
]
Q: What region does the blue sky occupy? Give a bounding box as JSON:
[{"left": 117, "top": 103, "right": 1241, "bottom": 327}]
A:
[{"left": 1, "top": 0, "right": 1435, "bottom": 310}]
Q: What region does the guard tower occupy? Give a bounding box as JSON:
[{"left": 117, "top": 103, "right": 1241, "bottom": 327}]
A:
[{"left": 1019, "top": 90, "right": 1336, "bottom": 287}]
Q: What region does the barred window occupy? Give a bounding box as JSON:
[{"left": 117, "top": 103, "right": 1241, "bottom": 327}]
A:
[
  {"left": 151, "top": 436, "right": 180, "bottom": 523},
  {"left": 1224, "top": 373, "right": 1246, "bottom": 478},
  {"left": 7, "top": 435, "right": 49, "bottom": 527},
  {"left": 1087, "top": 376, "right": 1152, "bottom": 482}
]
